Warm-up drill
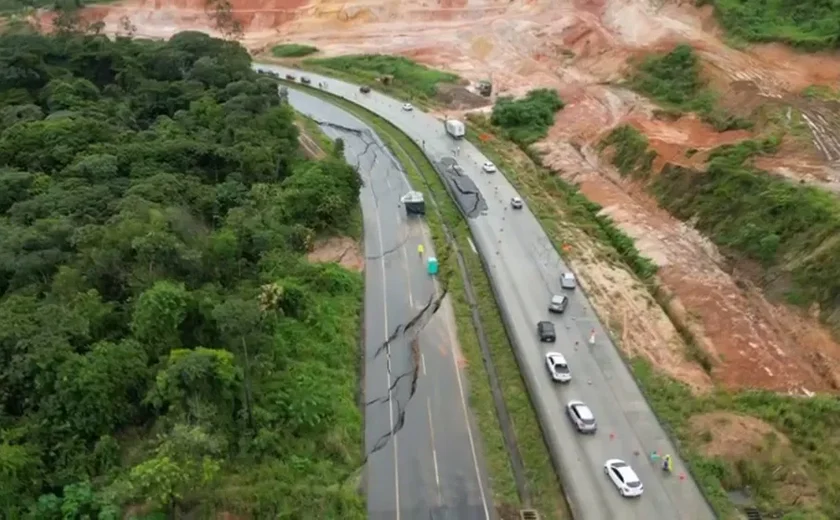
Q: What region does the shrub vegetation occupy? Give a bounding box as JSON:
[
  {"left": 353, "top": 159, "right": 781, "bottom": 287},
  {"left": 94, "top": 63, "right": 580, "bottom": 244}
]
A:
[
  {"left": 304, "top": 54, "right": 459, "bottom": 98},
  {"left": 630, "top": 44, "right": 751, "bottom": 131},
  {"left": 598, "top": 125, "right": 657, "bottom": 178},
  {"left": 601, "top": 125, "right": 840, "bottom": 331},
  {"left": 490, "top": 89, "right": 565, "bottom": 145},
  {"left": 702, "top": 0, "right": 840, "bottom": 50},
  {"left": 271, "top": 43, "right": 319, "bottom": 58},
  {"left": 652, "top": 138, "right": 840, "bottom": 330},
  {"left": 635, "top": 358, "right": 840, "bottom": 518},
  {"left": 0, "top": 29, "right": 365, "bottom": 518}
]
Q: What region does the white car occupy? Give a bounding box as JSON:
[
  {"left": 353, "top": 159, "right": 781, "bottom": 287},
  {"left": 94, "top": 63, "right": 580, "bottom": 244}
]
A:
[
  {"left": 482, "top": 161, "right": 497, "bottom": 173},
  {"left": 402, "top": 103, "right": 414, "bottom": 111},
  {"left": 560, "top": 272, "right": 577, "bottom": 290},
  {"left": 511, "top": 197, "right": 523, "bottom": 209},
  {"left": 545, "top": 352, "right": 571, "bottom": 383},
  {"left": 604, "top": 459, "right": 644, "bottom": 497},
  {"left": 566, "top": 400, "right": 597, "bottom": 433}
]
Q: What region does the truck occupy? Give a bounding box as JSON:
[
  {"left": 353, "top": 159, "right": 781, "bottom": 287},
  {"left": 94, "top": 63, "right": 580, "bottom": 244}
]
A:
[
  {"left": 444, "top": 119, "right": 465, "bottom": 139},
  {"left": 400, "top": 190, "right": 426, "bottom": 215}
]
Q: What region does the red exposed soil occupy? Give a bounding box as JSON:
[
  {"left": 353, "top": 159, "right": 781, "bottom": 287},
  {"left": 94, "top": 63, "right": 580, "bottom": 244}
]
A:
[
  {"left": 73, "top": 0, "right": 840, "bottom": 393},
  {"left": 307, "top": 236, "right": 364, "bottom": 272}
]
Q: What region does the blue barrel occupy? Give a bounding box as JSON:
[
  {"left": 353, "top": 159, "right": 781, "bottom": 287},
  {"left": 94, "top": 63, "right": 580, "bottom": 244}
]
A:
[{"left": 427, "top": 257, "right": 439, "bottom": 275}]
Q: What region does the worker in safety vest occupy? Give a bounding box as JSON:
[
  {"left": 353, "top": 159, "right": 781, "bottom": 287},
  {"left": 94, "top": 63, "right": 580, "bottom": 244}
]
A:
[
  {"left": 417, "top": 244, "right": 424, "bottom": 256},
  {"left": 663, "top": 454, "right": 673, "bottom": 472}
]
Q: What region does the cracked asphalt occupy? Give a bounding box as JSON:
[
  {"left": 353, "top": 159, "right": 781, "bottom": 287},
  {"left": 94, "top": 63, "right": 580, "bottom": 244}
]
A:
[
  {"left": 437, "top": 157, "right": 488, "bottom": 218},
  {"left": 282, "top": 88, "right": 494, "bottom": 520},
  {"left": 257, "top": 64, "right": 718, "bottom": 520}
]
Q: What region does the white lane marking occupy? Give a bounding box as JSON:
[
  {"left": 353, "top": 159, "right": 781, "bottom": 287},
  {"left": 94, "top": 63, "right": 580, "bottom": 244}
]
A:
[
  {"left": 467, "top": 237, "right": 478, "bottom": 254},
  {"left": 375, "top": 210, "right": 400, "bottom": 520},
  {"left": 444, "top": 302, "right": 491, "bottom": 518},
  {"left": 421, "top": 353, "right": 427, "bottom": 376},
  {"left": 427, "top": 397, "right": 442, "bottom": 506},
  {"left": 399, "top": 231, "right": 415, "bottom": 310}
]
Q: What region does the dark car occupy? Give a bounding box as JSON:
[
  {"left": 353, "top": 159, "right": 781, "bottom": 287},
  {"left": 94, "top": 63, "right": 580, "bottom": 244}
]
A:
[
  {"left": 548, "top": 294, "right": 568, "bottom": 314},
  {"left": 360, "top": 85, "right": 371, "bottom": 93},
  {"left": 285, "top": 74, "right": 296, "bottom": 80},
  {"left": 300, "top": 76, "right": 311, "bottom": 84},
  {"left": 537, "top": 321, "right": 556, "bottom": 342}
]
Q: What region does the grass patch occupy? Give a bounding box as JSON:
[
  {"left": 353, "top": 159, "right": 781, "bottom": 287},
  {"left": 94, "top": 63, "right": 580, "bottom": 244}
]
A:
[
  {"left": 802, "top": 85, "right": 840, "bottom": 101},
  {"left": 700, "top": 0, "right": 840, "bottom": 50},
  {"left": 630, "top": 44, "right": 753, "bottom": 131},
  {"left": 634, "top": 357, "right": 840, "bottom": 519},
  {"left": 763, "top": 106, "right": 812, "bottom": 143},
  {"left": 276, "top": 80, "right": 568, "bottom": 519},
  {"left": 598, "top": 125, "right": 657, "bottom": 178},
  {"left": 300, "top": 55, "right": 459, "bottom": 108},
  {"left": 490, "top": 89, "right": 565, "bottom": 145},
  {"left": 271, "top": 43, "right": 319, "bottom": 58},
  {"left": 294, "top": 112, "right": 333, "bottom": 154}
]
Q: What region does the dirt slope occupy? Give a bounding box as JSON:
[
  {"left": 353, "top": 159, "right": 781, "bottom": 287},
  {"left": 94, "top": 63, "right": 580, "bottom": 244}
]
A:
[{"left": 68, "top": 0, "right": 840, "bottom": 393}]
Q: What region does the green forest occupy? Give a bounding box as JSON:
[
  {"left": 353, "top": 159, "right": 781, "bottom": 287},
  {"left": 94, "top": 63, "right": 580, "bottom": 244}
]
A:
[{"left": 0, "top": 30, "right": 365, "bottom": 518}]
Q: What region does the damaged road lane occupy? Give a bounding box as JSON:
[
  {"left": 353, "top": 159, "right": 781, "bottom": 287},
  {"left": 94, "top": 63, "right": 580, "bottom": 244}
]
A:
[
  {"left": 438, "top": 157, "right": 488, "bottom": 218},
  {"left": 284, "top": 88, "right": 494, "bottom": 520}
]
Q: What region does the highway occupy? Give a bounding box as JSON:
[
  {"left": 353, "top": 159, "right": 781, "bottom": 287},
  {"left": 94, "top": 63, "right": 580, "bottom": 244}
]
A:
[
  {"left": 284, "top": 88, "right": 494, "bottom": 520},
  {"left": 257, "top": 63, "right": 718, "bottom": 520}
]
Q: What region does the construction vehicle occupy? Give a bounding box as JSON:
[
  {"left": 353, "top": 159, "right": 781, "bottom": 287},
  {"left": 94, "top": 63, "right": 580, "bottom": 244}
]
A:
[{"left": 444, "top": 119, "right": 465, "bottom": 139}]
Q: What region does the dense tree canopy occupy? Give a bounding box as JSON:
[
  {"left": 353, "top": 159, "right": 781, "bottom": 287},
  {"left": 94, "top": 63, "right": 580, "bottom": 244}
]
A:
[{"left": 0, "top": 29, "right": 365, "bottom": 517}]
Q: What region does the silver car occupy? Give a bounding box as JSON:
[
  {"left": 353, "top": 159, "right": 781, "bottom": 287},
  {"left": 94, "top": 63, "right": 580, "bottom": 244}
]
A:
[
  {"left": 545, "top": 352, "right": 571, "bottom": 383},
  {"left": 548, "top": 294, "right": 568, "bottom": 313},
  {"left": 560, "top": 272, "right": 577, "bottom": 289},
  {"left": 566, "top": 400, "right": 597, "bottom": 433}
]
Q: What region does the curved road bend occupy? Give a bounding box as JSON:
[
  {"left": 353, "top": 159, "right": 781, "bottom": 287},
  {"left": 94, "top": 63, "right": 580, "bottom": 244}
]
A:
[
  {"left": 284, "top": 88, "right": 494, "bottom": 520},
  {"left": 256, "top": 63, "right": 717, "bottom": 520}
]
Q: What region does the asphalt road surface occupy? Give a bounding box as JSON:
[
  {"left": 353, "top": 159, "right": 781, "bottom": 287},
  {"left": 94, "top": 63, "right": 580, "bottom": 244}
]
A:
[
  {"left": 256, "top": 64, "right": 718, "bottom": 520},
  {"left": 282, "top": 87, "right": 494, "bottom": 520}
]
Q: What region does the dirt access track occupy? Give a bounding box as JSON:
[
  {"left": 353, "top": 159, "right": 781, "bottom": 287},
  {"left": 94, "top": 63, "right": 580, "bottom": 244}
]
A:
[{"left": 63, "top": 0, "right": 840, "bottom": 395}]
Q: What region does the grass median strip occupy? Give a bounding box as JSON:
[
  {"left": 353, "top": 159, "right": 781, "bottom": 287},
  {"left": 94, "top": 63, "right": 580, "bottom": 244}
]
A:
[
  {"left": 294, "top": 112, "right": 333, "bottom": 154},
  {"left": 276, "top": 79, "right": 568, "bottom": 519},
  {"left": 275, "top": 56, "right": 455, "bottom": 111}
]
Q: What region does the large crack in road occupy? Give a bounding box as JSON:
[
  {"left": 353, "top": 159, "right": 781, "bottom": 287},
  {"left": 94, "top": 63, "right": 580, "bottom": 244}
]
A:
[
  {"left": 316, "top": 117, "right": 451, "bottom": 463},
  {"left": 438, "top": 157, "right": 488, "bottom": 218},
  {"left": 366, "top": 290, "right": 447, "bottom": 456}
]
